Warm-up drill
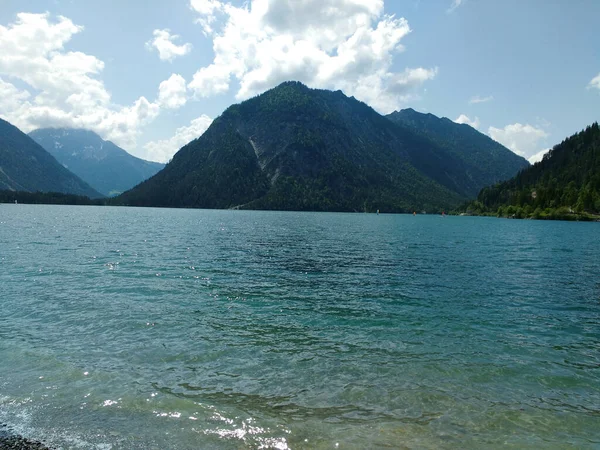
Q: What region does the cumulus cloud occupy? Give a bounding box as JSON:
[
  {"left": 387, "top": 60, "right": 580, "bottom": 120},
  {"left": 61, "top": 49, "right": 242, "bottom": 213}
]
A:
[
  {"left": 190, "top": 0, "right": 225, "bottom": 34},
  {"left": 454, "top": 114, "right": 480, "bottom": 129},
  {"left": 189, "top": 64, "right": 231, "bottom": 98},
  {"left": 191, "top": 0, "right": 224, "bottom": 17},
  {"left": 389, "top": 67, "right": 438, "bottom": 94},
  {"left": 158, "top": 74, "right": 188, "bottom": 109},
  {"left": 447, "top": 0, "right": 464, "bottom": 13},
  {"left": 146, "top": 29, "right": 193, "bottom": 62},
  {"left": 488, "top": 123, "right": 549, "bottom": 159},
  {"left": 143, "top": 115, "right": 213, "bottom": 163},
  {"left": 188, "top": 0, "right": 437, "bottom": 114},
  {"left": 528, "top": 148, "right": 550, "bottom": 164},
  {"left": 0, "top": 78, "right": 31, "bottom": 115},
  {"left": 588, "top": 72, "right": 600, "bottom": 91},
  {"left": 0, "top": 12, "right": 161, "bottom": 152},
  {"left": 469, "top": 95, "right": 493, "bottom": 104}
]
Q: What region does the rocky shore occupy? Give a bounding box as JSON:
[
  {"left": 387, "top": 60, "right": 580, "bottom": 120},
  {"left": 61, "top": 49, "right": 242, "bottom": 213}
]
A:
[{"left": 0, "top": 424, "right": 53, "bottom": 450}]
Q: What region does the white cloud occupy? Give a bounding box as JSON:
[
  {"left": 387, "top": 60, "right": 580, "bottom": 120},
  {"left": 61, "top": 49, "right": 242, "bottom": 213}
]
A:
[
  {"left": 146, "top": 29, "right": 193, "bottom": 62},
  {"left": 454, "top": 114, "right": 480, "bottom": 129},
  {"left": 588, "top": 72, "right": 600, "bottom": 91},
  {"left": 188, "top": 0, "right": 437, "bottom": 114},
  {"left": 389, "top": 67, "right": 438, "bottom": 93},
  {"left": 469, "top": 95, "right": 493, "bottom": 104},
  {"left": 528, "top": 148, "right": 550, "bottom": 164},
  {"left": 0, "top": 13, "right": 161, "bottom": 154},
  {"left": 191, "top": 0, "right": 224, "bottom": 16},
  {"left": 447, "top": 0, "right": 464, "bottom": 13},
  {"left": 0, "top": 78, "right": 30, "bottom": 116},
  {"left": 190, "top": 0, "right": 224, "bottom": 34},
  {"left": 488, "top": 123, "right": 549, "bottom": 159},
  {"left": 143, "top": 115, "right": 213, "bottom": 163},
  {"left": 189, "top": 64, "right": 231, "bottom": 98},
  {"left": 158, "top": 74, "right": 188, "bottom": 109}
]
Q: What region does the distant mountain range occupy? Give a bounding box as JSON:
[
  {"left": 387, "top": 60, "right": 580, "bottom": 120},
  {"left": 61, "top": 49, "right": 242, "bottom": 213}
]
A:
[
  {"left": 0, "top": 118, "right": 101, "bottom": 198},
  {"left": 116, "top": 82, "right": 527, "bottom": 212},
  {"left": 29, "top": 129, "right": 164, "bottom": 197},
  {"left": 465, "top": 122, "right": 600, "bottom": 220},
  {"left": 1, "top": 81, "right": 533, "bottom": 211}
]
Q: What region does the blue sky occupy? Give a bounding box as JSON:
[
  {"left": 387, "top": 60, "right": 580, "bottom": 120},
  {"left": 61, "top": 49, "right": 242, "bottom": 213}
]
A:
[{"left": 0, "top": 0, "right": 598, "bottom": 163}]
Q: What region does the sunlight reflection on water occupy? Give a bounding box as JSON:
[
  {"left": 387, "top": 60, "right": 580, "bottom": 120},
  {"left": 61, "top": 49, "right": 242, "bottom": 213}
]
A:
[{"left": 0, "top": 206, "right": 599, "bottom": 449}]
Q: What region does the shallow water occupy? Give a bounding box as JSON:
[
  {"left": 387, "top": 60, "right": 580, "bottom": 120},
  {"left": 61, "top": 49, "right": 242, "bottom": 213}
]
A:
[{"left": 0, "top": 205, "right": 599, "bottom": 449}]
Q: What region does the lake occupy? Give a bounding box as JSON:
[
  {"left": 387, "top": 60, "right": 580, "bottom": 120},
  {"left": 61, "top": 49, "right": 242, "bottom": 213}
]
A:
[{"left": 0, "top": 205, "right": 598, "bottom": 449}]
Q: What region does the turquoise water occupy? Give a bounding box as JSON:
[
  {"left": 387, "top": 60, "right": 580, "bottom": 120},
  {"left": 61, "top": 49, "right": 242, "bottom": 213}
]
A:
[{"left": 0, "top": 205, "right": 599, "bottom": 449}]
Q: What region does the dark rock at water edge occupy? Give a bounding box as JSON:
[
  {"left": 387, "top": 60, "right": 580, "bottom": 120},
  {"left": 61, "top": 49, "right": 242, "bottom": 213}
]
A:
[{"left": 0, "top": 424, "right": 53, "bottom": 450}]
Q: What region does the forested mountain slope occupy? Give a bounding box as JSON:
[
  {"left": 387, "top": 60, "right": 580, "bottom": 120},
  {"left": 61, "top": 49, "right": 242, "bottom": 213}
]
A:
[
  {"left": 387, "top": 108, "right": 529, "bottom": 197},
  {"left": 465, "top": 122, "right": 600, "bottom": 219},
  {"left": 116, "top": 82, "right": 467, "bottom": 212},
  {"left": 0, "top": 118, "right": 102, "bottom": 198}
]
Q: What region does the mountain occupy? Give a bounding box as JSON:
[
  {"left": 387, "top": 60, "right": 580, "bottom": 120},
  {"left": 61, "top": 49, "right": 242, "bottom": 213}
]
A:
[
  {"left": 116, "top": 82, "right": 471, "bottom": 213},
  {"left": 116, "top": 82, "right": 533, "bottom": 212},
  {"left": 0, "top": 118, "right": 102, "bottom": 198},
  {"left": 29, "top": 128, "right": 164, "bottom": 197},
  {"left": 386, "top": 108, "right": 529, "bottom": 197},
  {"left": 465, "top": 122, "right": 600, "bottom": 220}
]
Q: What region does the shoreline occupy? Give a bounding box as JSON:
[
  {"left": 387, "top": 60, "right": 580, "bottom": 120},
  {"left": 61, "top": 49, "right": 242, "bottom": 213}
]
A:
[{"left": 0, "top": 424, "right": 53, "bottom": 450}]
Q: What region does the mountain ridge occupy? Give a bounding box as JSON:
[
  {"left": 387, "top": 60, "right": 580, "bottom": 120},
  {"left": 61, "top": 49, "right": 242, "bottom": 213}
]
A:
[
  {"left": 0, "top": 118, "right": 102, "bottom": 198},
  {"left": 115, "top": 82, "right": 528, "bottom": 212},
  {"left": 29, "top": 128, "right": 164, "bottom": 196},
  {"left": 386, "top": 108, "right": 529, "bottom": 197}
]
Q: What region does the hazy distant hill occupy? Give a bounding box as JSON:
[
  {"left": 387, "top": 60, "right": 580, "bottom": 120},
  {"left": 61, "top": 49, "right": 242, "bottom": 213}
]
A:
[
  {"left": 466, "top": 122, "right": 600, "bottom": 219},
  {"left": 386, "top": 108, "right": 529, "bottom": 197},
  {"left": 29, "top": 128, "right": 164, "bottom": 197},
  {"left": 116, "top": 82, "right": 467, "bottom": 212},
  {"left": 0, "top": 118, "right": 102, "bottom": 198}
]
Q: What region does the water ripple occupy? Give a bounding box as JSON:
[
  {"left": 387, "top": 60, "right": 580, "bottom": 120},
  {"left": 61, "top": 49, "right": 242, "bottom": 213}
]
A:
[{"left": 0, "top": 206, "right": 599, "bottom": 449}]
